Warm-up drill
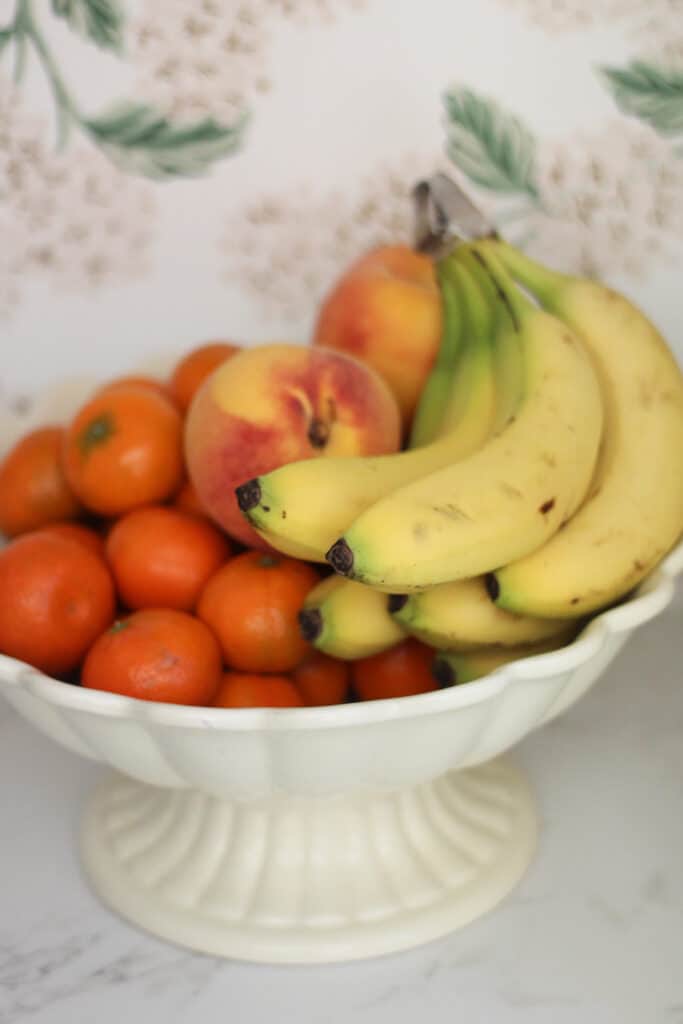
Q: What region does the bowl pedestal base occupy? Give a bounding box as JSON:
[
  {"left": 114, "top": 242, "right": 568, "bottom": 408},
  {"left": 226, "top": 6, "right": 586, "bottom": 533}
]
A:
[{"left": 80, "top": 756, "right": 537, "bottom": 964}]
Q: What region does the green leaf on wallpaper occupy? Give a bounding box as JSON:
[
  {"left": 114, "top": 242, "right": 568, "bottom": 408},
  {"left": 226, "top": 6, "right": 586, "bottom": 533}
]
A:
[
  {"left": 84, "top": 102, "right": 247, "bottom": 180},
  {"left": 601, "top": 62, "right": 683, "bottom": 137},
  {"left": 443, "top": 86, "right": 539, "bottom": 199},
  {"left": 51, "top": 0, "right": 124, "bottom": 53}
]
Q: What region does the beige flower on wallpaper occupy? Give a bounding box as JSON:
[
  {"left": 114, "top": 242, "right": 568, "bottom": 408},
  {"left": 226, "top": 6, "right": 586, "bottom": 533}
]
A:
[
  {"left": 220, "top": 156, "right": 437, "bottom": 321},
  {"left": 267, "top": 0, "right": 367, "bottom": 24},
  {"left": 494, "top": 0, "right": 673, "bottom": 33},
  {"left": 635, "top": 4, "right": 683, "bottom": 65},
  {"left": 129, "top": 0, "right": 270, "bottom": 124},
  {"left": 0, "top": 210, "right": 23, "bottom": 319},
  {"left": 493, "top": 0, "right": 683, "bottom": 62},
  {"left": 129, "top": 0, "right": 368, "bottom": 124},
  {"left": 526, "top": 119, "right": 683, "bottom": 278},
  {"left": 0, "top": 74, "right": 155, "bottom": 319}
]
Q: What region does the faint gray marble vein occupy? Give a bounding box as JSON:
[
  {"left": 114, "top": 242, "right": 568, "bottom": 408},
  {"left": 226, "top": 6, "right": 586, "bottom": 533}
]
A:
[
  {"left": 642, "top": 870, "right": 670, "bottom": 907},
  {"left": 586, "top": 895, "right": 631, "bottom": 930},
  {"left": 355, "top": 982, "right": 402, "bottom": 1011},
  {"left": 0, "top": 927, "right": 224, "bottom": 1023},
  {"left": 421, "top": 960, "right": 440, "bottom": 982},
  {"left": 0, "top": 932, "right": 100, "bottom": 992},
  {"left": 352, "top": 945, "right": 487, "bottom": 1011},
  {"left": 0, "top": 711, "right": 16, "bottom": 736},
  {"left": 446, "top": 946, "right": 487, "bottom": 969},
  {"left": 495, "top": 985, "right": 583, "bottom": 1010}
]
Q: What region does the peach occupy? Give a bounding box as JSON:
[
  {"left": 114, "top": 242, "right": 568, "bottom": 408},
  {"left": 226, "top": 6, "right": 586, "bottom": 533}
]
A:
[
  {"left": 313, "top": 245, "right": 442, "bottom": 428},
  {"left": 184, "top": 343, "right": 401, "bottom": 549}
]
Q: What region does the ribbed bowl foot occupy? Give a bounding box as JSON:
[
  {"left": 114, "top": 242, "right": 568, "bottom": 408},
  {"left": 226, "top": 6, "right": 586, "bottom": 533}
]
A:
[{"left": 80, "top": 756, "right": 537, "bottom": 963}]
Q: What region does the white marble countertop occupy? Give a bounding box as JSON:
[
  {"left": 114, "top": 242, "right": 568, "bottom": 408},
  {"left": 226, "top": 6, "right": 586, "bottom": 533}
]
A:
[{"left": 1, "top": 597, "right": 682, "bottom": 1024}]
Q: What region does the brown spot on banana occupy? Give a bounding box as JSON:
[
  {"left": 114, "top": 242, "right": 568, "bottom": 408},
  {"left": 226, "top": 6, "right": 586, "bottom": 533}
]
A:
[
  {"left": 500, "top": 482, "right": 524, "bottom": 499},
  {"left": 638, "top": 379, "right": 654, "bottom": 409},
  {"left": 432, "top": 503, "right": 472, "bottom": 522}
]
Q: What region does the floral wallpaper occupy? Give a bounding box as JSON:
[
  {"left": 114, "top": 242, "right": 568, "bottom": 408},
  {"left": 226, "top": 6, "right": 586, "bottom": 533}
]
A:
[
  {"left": 1, "top": 0, "right": 682, "bottom": 426},
  {"left": 492, "top": 0, "right": 683, "bottom": 63},
  {"left": 443, "top": 83, "right": 683, "bottom": 280},
  {"left": 220, "top": 156, "right": 430, "bottom": 319},
  {"left": 0, "top": 75, "right": 154, "bottom": 318}
]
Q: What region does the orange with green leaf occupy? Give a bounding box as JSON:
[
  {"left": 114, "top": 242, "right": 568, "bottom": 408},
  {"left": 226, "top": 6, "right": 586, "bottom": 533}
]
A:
[{"left": 62, "top": 384, "right": 184, "bottom": 517}]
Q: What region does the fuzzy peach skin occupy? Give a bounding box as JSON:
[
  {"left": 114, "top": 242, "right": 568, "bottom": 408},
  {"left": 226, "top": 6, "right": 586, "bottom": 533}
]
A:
[
  {"left": 184, "top": 343, "right": 402, "bottom": 549},
  {"left": 313, "top": 245, "right": 442, "bottom": 428}
]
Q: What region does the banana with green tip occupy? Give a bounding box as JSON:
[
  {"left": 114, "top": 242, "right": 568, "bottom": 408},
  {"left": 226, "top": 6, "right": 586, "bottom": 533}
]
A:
[
  {"left": 408, "top": 260, "right": 464, "bottom": 448},
  {"left": 486, "top": 240, "right": 683, "bottom": 619},
  {"left": 237, "top": 254, "right": 502, "bottom": 562},
  {"left": 457, "top": 246, "right": 524, "bottom": 436},
  {"left": 391, "top": 576, "right": 572, "bottom": 651},
  {"left": 298, "top": 575, "right": 404, "bottom": 660},
  {"left": 327, "top": 245, "right": 604, "bottom": 591}
]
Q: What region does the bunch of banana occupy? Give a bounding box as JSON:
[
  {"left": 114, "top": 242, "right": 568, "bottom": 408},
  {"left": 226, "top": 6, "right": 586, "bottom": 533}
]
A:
[
  {"left": 236, "top": 228, "right": 683, "bottom": 676},
  {"left": 326, "top": 245, "right": 604, "bottom": 590},
  {"left": 482, "top": 240, "right": 683, "bottom": 619}
]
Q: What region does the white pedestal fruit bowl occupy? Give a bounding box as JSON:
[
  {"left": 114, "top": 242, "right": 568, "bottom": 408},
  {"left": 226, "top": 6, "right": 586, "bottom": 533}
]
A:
[{"left": 0, "top": 379, "right": 681, "bottom": 964}]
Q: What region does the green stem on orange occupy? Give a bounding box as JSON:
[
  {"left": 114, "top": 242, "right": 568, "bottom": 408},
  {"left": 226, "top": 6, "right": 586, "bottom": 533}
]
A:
[
  {"left": 108, "top": 620, "right": 129, "bottom": 634},
  {"left": 257, "top": 554, "right": 280, "bottom": 568},
  {"left": 79, "top": 413, "right": 115, "bottom": 455}
]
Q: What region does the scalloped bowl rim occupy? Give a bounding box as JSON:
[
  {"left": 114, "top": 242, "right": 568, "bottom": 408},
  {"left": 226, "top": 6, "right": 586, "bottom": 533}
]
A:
[{"left": 1, "top": 539, "right": 681, "bottom": 733}]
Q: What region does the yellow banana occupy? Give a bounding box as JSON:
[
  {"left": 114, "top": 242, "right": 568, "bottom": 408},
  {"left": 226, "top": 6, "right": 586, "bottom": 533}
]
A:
[
  {"left": 487, "top": 240, "right": 683, "bottom": 618},
  {"left": 298, "top": 575, "right": 404, "bottom": 660},
  {"left": 327, "top": 246, "right": 604, "bottom": 591},
  {"left": 237, "top": 256, "right": 501, "bottom": 562},
  {"left": 431, "top": 628, "right": 578, "bottom": 686},
  {"left": 390, "top": 577, "right": 571, "bottom": 650}
]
